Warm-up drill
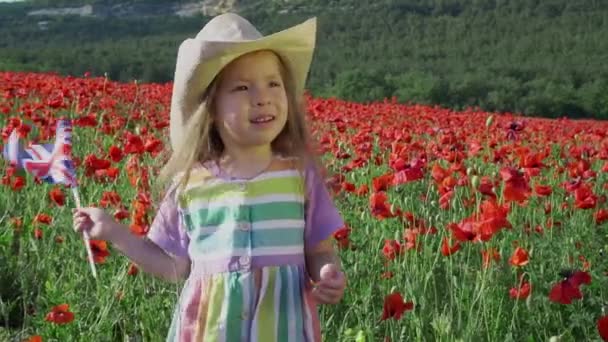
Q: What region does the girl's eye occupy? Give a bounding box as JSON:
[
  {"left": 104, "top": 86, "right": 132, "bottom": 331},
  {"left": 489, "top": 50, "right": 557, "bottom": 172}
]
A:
[
  {"left": 270, "top": 81, "right": 282, "bottom": 87},
  {"left": 233, "top": 85, "right": 248, "bottom": 92}
]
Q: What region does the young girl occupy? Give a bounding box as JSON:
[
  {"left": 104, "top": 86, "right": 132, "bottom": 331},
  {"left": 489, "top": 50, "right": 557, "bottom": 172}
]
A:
[{"left": 73, "top": 13, "right": 346, "bottom": 341}]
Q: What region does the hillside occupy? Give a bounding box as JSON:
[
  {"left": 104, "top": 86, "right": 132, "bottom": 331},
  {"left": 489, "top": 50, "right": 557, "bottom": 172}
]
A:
[
  {"left": 7, "top": 0, "right": 262, "bottom": 18},
  {"left": 1, "top": 0, "right": 608, "bottom": 119}
]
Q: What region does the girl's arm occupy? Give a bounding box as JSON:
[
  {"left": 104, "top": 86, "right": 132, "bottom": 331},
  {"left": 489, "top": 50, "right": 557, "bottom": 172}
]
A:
[{"left": 110, "top": 222, "right": 190, "bottom": 283}]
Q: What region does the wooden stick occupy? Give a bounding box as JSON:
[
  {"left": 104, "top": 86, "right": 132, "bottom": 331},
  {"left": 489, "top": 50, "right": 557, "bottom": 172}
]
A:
[{"left": 71, "top": 186, "right": 98, "bottom": 279}]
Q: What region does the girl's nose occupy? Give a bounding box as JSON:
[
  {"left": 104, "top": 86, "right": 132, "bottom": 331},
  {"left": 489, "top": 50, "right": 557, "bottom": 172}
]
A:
[
  {"left": 256, "top": 99, "right": 270, "bottom": 106},
  {"left": 253, "top": 88, "right": 271, "bottom": 106}
]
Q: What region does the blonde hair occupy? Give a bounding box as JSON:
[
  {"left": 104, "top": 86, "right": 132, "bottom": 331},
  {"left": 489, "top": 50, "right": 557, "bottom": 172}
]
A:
[{"left": 157, "top": 50, "right": 323, "bottom": 193}]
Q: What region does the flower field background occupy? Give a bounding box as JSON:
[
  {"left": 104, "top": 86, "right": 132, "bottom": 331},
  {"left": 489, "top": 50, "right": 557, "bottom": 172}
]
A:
[{"left": 0, "top": 71, "right": 607, "bottom": 342}]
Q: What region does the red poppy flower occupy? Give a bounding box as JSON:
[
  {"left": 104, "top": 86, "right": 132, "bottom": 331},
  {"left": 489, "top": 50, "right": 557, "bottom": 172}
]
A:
[
  {"left": 370, "top": 192, "right": 395, "bottom": 219},
  {"left": 598, "top": 315, "right": 608, "bottom": 341},
  {"left": 11, "top": 175, "right": 25, "bottom": 191},
  {"left": 48, "top": 186, "right": 65, "bottom": 206},
  {"left": 113, "top": 208, "right": 130, "bottom": 221},
  {"left": 509, "top": 282, "right": 532, "bottom": 300},
  {"left": 127, "top": 263, "right": 139, "bottom": 276},
  {"left": 381, "top": 271, "right": 394, "bottom": 279},
  {"left": 548, "top": 270, "right": 591, "bottom": 304},
  {"left": 124, "top": 132, "right": 145, "bottom": 154},
  {"left": 534, "top": 184, "right": 552, "bottom": 196},
  {"left": 595, "top": 209, "right": 608, "bottom": 225},
  {"left": 510, "top": 247, "right": 530, "bottom": 267},
  {"left": 129, "top": 223, "right": 149, "bottom": 236},
  {"left": 478, "top": 176, "right": 497, "bottom": 198},
  {"left": 100, "top": 191, "right": 122, "bottom": 208},
  {"left": 333, "top": 225, "right": 352, "bottom": 250},
  {"left": 108, "top": 145, "right": 124, "bottom": 162},
  {"left": 499, "top": 167, "right": 531, "bottom": 203},
  {"left": 45, "top": 304, "right": 74, "bottom": 324},
  {"left": 372, "top": 173, "right": 393, "bottom": 192},
  {"left": 34, "top": 213, "right": 52, "bottom": 225},
  {"left": 574, "top": 183, "right": 598, "bottom": 209},
  {"left": 89, "top": 240, "right": 110, "bottom": 263},
  {"left": 381, "top": 292, "right": 414, "bottom": 321},
  {"left": 441, "top": 237, "right": 461, "bottom": 256},
  {"left": 341, "top": 181, "right": 356, "bottom": 193},
  {"left": 144, "top": 136, "right": 163, "bottom": 155},
  {"left": 382, "top": 239, "right": 404, "bottom": 260}
]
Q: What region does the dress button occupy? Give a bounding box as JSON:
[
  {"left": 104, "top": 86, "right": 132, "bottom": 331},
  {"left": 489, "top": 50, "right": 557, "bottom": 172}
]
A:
[
  {"left": 238, "top": 182, "right": 246, "bottom": 191},
  {"left": 241, "top": 312, "right": 248, "bottom": 320},
  {"left": 239, "top": 222, "right": 250, "bottom": 231},
  {"left": 239, "top": 255, "right": 250, "bottom": 266}
]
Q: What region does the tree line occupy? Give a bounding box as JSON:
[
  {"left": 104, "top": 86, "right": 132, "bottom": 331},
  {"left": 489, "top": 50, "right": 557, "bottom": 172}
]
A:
[{"left": 1, "top": 0, "right": 608, "bottom": 119}]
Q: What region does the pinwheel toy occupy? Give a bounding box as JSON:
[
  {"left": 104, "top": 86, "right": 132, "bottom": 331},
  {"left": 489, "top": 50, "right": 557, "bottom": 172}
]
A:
[{"left": 2, "top": 119, "right": 97, "bottom": 278}]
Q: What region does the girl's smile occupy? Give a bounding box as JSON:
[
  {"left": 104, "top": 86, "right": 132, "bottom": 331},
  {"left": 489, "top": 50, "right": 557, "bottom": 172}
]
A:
[{"left": 249, "top": 114, "right": 276, "bottom": 124}]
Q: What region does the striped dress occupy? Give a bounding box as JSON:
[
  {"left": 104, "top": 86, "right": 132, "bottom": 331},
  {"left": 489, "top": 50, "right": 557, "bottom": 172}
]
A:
[{"left": 147, "top": 156, "right": 344, "bottom": 342}]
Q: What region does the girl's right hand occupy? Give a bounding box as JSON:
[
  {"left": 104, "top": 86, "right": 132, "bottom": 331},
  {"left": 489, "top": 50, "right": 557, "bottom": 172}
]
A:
[{"left": 72, "top": 207, "right": 118, "bottom": 242}]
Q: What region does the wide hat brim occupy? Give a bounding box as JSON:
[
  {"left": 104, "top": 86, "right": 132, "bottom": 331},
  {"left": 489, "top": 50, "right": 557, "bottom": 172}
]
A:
[{"left": 169, "top": 16, "right": 317, "bottom": 151}]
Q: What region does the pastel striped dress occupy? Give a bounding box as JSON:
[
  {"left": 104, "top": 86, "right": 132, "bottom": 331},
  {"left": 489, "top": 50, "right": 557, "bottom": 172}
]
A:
[{"left": 147, "top": 156, "right": 344, "bottom": 341}]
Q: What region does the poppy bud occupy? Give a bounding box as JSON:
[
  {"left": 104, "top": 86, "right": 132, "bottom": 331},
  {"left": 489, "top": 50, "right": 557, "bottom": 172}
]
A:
[
  {"left": 486, "top": 115, "right": 494, "bottom": 128},
  {"left": 471, "top": 175, "right": 480, "bottom": 189}
]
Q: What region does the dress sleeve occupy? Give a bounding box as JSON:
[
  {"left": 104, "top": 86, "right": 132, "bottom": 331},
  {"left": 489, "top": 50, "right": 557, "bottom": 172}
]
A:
[
  {"left": 146, "top": 183, "right": 190, "bottom": 259},
  {"left": 304, "top": 160, "right": 345, "bottom": 248}
]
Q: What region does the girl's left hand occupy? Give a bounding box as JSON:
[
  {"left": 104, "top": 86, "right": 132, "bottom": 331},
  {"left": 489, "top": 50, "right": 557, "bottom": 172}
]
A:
[{"left": 311, "top": 263, "right": 346, "bottom": 304}]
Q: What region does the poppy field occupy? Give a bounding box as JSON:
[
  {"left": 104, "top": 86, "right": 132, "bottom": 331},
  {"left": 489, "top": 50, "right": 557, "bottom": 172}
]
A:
[{"left": 1, "top": 71, "right": 607, "bottom": 342}]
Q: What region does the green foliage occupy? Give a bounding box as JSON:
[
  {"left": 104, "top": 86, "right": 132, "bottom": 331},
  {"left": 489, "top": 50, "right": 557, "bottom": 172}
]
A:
[
  {"left": 23, "top": 0, "right": 193, "bottom": 6},
  {"left": 2, "top": 0, "right": 608, "bottom": 118}
]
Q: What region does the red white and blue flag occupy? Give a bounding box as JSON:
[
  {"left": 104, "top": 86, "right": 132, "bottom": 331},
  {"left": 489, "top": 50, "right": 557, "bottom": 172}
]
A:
[
  {"left": 2, "top": 119, "right": 98, "bottom": 278},
  {"left": 2, "top": 119, "right": 77, "bottom": 187}
]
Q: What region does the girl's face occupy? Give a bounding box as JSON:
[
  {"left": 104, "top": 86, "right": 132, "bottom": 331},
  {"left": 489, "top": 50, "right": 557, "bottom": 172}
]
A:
[{"left": 213, "top": 50, "right": 289, "bottom": 156}]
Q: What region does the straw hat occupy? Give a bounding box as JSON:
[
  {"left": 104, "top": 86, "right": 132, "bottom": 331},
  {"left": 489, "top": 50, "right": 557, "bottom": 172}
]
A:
[{"left": 168, "top": 13, "right": 317, "bottom": 151}]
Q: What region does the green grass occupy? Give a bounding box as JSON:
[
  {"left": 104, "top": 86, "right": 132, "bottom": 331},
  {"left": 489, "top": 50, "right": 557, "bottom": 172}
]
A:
[
  {"left": 1, "top": 144, "right": 606, "bottom": 341},
  {"left": 0, "top": 73, "right": 607, "bottom": 342}
]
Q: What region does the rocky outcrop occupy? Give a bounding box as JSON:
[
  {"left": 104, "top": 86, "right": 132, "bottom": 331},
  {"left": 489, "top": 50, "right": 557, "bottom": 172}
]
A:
[
  {"left": 26, "top": 1, "right": 238, "bottom": 18},
  {"left": 28, "top": 5, "right": 94, "bottom": 17}
]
